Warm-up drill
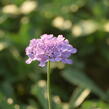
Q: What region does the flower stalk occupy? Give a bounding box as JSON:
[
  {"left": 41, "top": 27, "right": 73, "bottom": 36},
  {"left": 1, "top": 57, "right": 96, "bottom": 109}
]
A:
[{"left": 47, "top": 61, "right": 51, "bottom": 109}]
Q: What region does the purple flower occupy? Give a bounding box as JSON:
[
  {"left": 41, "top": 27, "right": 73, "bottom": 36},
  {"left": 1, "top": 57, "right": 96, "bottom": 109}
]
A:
[{"left": 25, "top": 34, "right": 77, "bottom": 67}]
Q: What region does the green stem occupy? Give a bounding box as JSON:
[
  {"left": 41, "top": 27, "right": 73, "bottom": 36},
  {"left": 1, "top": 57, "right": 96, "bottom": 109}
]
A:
[{"left": 47, "top": 61, "right": 51, "bottom": 109}]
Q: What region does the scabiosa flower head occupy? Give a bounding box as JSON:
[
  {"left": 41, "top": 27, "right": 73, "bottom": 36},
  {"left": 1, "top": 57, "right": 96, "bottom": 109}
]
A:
[{"left": 25, "top": 34, "right": 77, "bottom": 67}]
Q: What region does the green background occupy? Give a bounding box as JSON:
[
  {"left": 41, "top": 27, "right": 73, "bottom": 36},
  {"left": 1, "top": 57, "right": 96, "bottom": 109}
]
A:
[{"left": 0, "top": 0, "right": 109, "bottom": 109}]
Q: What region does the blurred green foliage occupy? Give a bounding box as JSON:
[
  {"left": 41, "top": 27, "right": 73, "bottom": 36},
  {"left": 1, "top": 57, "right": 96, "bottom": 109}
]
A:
[{"left": 0, "top": 0, "right": 109, "bottom": 109}]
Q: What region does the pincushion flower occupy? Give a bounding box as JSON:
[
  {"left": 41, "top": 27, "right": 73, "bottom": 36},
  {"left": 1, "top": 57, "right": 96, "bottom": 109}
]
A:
[
  {"left": 25, "top": 34, "right": 77, "bottom": 67},
  {"left": 25, "top": 34, "right": 77, "bottom": 109}
]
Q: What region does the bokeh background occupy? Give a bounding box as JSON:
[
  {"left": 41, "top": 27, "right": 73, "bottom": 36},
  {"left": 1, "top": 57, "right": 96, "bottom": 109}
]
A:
[{"left": 0, "top": 0, "right": 109, "bottom": 109}]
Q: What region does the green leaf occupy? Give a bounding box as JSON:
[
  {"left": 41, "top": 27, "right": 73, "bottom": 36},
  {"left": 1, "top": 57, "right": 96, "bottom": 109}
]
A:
[
  {"left": 69, "top": 87, "right": 90, "bottom": 108},
  {"left": 62, "top": 68, "right": 109, "bottom": 101},
  {"left": 80, "top": 101, "right": 109, "bottom": 109}
]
